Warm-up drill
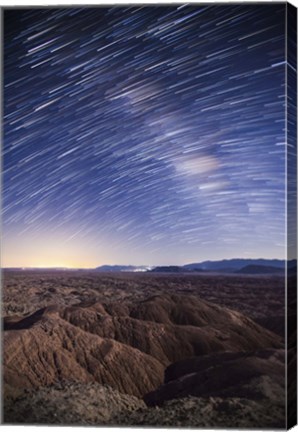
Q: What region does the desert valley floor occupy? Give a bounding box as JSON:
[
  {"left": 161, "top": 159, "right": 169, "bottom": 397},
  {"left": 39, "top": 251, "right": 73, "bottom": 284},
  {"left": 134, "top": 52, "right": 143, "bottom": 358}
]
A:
[{"left": 2, "top": 270, "right": 294, "bottom": 428}]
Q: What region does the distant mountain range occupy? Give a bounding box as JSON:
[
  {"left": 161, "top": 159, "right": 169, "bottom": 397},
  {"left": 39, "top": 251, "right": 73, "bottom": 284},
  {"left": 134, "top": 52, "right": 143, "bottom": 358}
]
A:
[
  {"left": 234, "top": 265, "right": 285, "bottom": 275},
  {"left": 95, "top": 265, "right": 152, "bottom": 272},
  {"left": 150, "top": 266, "right": 204, "bottom": 273},
  {"left": 95, "top": 259, "right": 296, "bottom": 275},
  {"left": 183, "top": 258, "right": 295, "bottom": 272},
  {"left": 185, "top": 259, "right": 296, "bottom": 275},
  {"left": 5, "top": 259, "right": 296, "bottom": 275}
]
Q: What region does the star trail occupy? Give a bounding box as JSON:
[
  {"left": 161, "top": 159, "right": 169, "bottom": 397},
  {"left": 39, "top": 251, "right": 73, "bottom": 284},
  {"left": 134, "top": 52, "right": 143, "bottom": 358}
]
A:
[{"left": 3, "top": 4, "right": 286, "bottom": 267}]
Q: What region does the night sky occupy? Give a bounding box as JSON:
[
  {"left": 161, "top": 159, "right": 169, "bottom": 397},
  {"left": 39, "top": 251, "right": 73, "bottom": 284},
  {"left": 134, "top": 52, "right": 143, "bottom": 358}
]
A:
[{"left": 3, "top": 4, "right": 286, "bottom": 268}]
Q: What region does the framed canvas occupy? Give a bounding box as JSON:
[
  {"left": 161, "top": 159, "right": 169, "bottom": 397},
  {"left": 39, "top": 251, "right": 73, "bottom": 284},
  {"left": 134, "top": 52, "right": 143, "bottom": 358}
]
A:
[{"left": 2, "top": 1, "right": 297, "bottom": 430}]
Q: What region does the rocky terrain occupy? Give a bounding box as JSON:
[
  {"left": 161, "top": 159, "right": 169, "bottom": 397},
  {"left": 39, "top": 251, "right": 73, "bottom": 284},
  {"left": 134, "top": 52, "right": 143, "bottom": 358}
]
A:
[
  {"left": 145, "top": 349, "right": 285, "bottom": 405},
  {"left": 2, "top": 270, "right": 288, "bottom": 427},
  {"left": 4, "top": 382, "right": 146, "bottom": 425},
  {"left": 4, "top": 384, "right": 285, "bottom": 428},
  {"left": 114, "top": 395, "right": 285, "bottom": 428}
]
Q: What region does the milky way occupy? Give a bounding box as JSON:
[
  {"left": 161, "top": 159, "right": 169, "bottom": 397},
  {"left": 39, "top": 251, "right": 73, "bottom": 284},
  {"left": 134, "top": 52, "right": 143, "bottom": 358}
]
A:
[{"left": 3, "top": 4, "right": 286, "bottom": 267}]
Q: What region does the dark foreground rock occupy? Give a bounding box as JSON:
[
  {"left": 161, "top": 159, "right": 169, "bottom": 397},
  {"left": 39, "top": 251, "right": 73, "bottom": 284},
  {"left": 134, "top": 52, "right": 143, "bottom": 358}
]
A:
[
  {"left": 3, "top": 382, "right": 145, "bottom": 425},
  {"left": 144, "top": 349, "right": 285, "bottom": 406},
  {"left": 113, "top": 396, "right": 285, "bottom": 429},
  {"left": 4, "top": 382, "right": 285, "bottom": 429}
]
